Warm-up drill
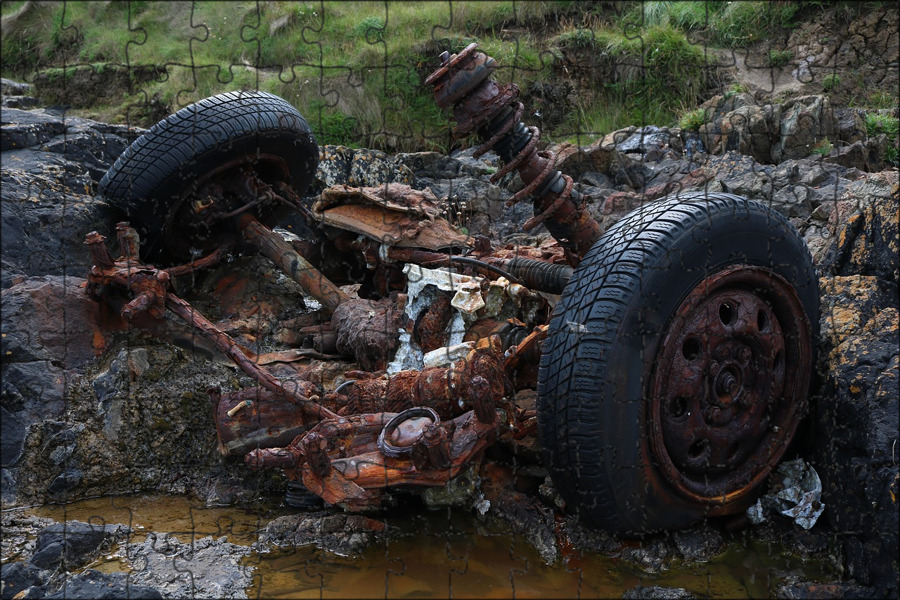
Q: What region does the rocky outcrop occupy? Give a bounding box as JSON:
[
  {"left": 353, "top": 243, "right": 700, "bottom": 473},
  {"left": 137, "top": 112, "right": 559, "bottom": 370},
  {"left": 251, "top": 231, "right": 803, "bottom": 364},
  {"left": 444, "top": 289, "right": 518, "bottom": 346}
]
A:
[
  {"left": 30, "top": 521, "right": 130, "bottom": 570},
  {"left": 0, "top": 105, "right": 135, "bottom": 289},
  {"left": 814, "top": 172, "right": 899, "bottom": 595},
  {"left": 697, "top": 92, "right": 891, "bottom": 168},
  {"left": 786, "top": 6, "right": 899, "bottom": 97}
]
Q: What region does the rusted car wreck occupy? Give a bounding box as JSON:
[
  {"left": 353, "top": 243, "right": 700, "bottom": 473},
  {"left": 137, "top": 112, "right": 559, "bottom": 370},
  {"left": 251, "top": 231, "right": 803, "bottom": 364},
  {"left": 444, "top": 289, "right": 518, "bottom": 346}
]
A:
[{"left": 85, "top": 45, "right": 819, "bottom": 532}]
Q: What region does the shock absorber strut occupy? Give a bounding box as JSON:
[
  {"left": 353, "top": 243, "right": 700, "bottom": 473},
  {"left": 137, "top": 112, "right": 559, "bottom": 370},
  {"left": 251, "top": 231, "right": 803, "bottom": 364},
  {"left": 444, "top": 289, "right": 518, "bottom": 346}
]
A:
[{"left": 425, "top": 43, "right": 603, "bottom": 266}]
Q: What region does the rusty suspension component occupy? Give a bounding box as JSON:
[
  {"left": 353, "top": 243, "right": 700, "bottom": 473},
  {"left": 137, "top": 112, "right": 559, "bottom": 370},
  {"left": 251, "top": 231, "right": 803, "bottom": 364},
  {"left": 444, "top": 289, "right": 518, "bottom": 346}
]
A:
[
  {"left": 340, "top": 339, "right": 509, "bottom": 420},
  {"left": 493, "top": 257, "right": 572, "bottom": 294},
  {"left": 84, "top": 225, "right": 339, "bottom": 422},
  {"left": 247, "top": 403, "right": 502, "bottom": 512},
  {"left": 425, "top": 43, "right": 603, "bottom": 264},
  {"left": 384, "top": 247, "right": 570, "bottom": 294},
  {"left": 238, "top": 214, "right": 348, "bottom": 315},
  {"left": 210, "top": 385, "right": 317, "bottom": 456}
]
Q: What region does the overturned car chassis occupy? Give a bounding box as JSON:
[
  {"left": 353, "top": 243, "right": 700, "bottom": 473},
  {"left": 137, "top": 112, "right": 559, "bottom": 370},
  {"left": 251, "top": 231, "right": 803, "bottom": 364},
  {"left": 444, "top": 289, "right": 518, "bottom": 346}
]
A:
[{"left": 85, "top": 45, "right": 817, "bottom": 530}]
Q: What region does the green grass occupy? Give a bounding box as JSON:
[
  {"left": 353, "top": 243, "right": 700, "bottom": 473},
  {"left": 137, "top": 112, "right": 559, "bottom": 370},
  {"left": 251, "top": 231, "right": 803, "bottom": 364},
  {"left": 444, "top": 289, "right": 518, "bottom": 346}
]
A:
[
  {"left": 811, "top": 138, "right": 832, "bottom": 156},
  {"left": 864, "top": 113, "right": 899, "bottom": 167},
  {"left": 865, "top": 113, "right": 900, "bottom": 137},
  {"left": 768, "top": 49, "right": 793, "bottom": 68},
  {"left": 553, "top": 22, "right": 710, "bottom": 132},
  {"left": 822, "top": 73, "right": 841, "bottom": 92},
  {"left": 678, "top": 107, "right": 708, "bottom": 131},
  {"left": 863, "top": 90, "right": 898, "bottom": 110},
  {"left": 723, "top": 82, "right": 749, "bottom": 98},
  {"left": 624, "top": 1, "right": 802, "bottom": 47},
  {"left": 1, "top": 1, "right": 893, "bottom": 153},
  {"left": 884, "top": 144, "right": 898, "bottom": 167}
]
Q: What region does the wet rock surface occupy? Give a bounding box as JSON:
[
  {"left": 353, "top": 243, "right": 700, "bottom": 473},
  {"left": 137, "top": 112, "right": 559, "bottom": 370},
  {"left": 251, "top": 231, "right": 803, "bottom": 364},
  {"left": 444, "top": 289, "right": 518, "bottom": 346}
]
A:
[
  {"left": 622, "top": 586, "right": 696, "bottom": 599},
  {"left": 2, "top": 24, "right": 898, "bottom": 595},
  {"left": 30, "top": 521, "right": 130, "bottom": 571},
  {"left": 27, "top": 569, "right": 164, "bottom": 600},
  {"left": 257, "top": 511, "right": 387, "bottom": 556},
  {"left": 116, "top": 533, "right": 252, "bottom": 599}
]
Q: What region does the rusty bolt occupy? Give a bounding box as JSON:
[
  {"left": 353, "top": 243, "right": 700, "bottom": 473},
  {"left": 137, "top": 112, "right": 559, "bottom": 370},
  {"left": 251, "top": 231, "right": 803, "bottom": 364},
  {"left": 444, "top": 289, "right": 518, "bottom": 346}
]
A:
[
  {"left": 85, "top": 231, "right": 114, "bottom": 269},
  {"left": 302, "top": 432, "right": 332, "bottom": 478},
  {"left": 470, "top": 375, "right": 495, "bottom": 424}
]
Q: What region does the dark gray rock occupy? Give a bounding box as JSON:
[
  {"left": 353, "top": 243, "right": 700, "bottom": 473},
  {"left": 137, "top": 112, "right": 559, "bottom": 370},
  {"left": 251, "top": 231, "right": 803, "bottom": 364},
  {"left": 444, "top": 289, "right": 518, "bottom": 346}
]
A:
[
  {"left": 772, "top": 184, "right": 814, "bottom": 218},
  {"left": 1, "top": 562, "right": 45, "bottom": 600},
  {"left": 449, "top": 147, "right": 501, "bottom": 175},
  {"left": 622, "top": 586, "right": 696, "bottom": 599},
  {"left": 1, "top": 276, "right": 106, "bottom": 368},
  {"left": 1, "top": 108, "right": 66, "bottom": 151},
  {"left": 30, "top": 521, "right": 129, "bottom": 570},
  {"left": 833, "top": 107, "right": 867, "bottom": 144},
  {"left": 1, "top": 361, "right": 67, "bottom": 499},
  {"left": 37, "top": 569, "right": 163, "bottom": 600},
  {"left": 619, "top": 537, "right": 672, "bottom": 574},
  {"left": 314, "top": 145, "right": 414, "bottom": 192},
  {"left": 704, "top": 152, "right": 774, "bottom": 201},
  {"left": 396, "top": 150, "right": 458, "bottom": 179},
  {"left": 2, "top": 96, "right": 39, "bottom": 109},
  {"left": 45, "top": 468, "right": 84, "bottom": 498},
  {"left": 698, "top": 93, "right": 780, "bottom": 163},
  {"left": 615, "top": 126, "right": 671, "bottom": 155},
  {"left": 775, "top": 577, "right": 878, "bottom": 599},
  {"left": 1, "top": 78, "right": 33, "bottom": 96},
  {"left": 643, "top": 156, "right": 698, "bottom": 188},
  {"left": 813, "top": 178, "right": 899, "bottom": 597},
  {"left": 822, "top": 172, "right": 899, "bottom": 281},
  {"left": 260, "top": 512, "right": 386, "bottom": 556},
  {"left": 682, "top": 131, "right": 706, "bottom": 158},
  {"left": 771, "top": 95, "right": 836, "bottom": 163},
  {"left": 611, "top": 158, "right": 651, "bottom": 190},
  {"left": 825, "top": 140, "right": 881, "bottom": 172},
  {"left": 1, "top": 275, "right": 110, "bottom": 502},
  {"left": 671, "top": 527, "right": 725, "bottom": 563},
  {"left": 578, "top": 170, "right": 612, "bottom": 188},
  {"left": 119, "top": 533, "right": 251, "bottom": 598},
  {"left": 1, "top": 162, "right": 116, "bottom": 289}
]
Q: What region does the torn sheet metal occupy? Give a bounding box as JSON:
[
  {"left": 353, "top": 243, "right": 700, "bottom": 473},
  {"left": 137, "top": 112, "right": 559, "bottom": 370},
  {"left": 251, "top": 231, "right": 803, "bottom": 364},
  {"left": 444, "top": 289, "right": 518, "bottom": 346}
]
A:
[
  {"left": 388, "top": 264, "right": 486, "bottom": 373},
  {"left": 746, "top": 458, "right": 825, "bottom": 530},
  {"left": 312, "top": 184, "right": 471, "bottom": 250}
]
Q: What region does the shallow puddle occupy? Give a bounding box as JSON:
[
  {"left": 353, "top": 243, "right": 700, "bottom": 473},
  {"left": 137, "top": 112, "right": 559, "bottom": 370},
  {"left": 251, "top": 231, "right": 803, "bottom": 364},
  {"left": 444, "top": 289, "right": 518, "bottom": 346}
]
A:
[{"left": 27, "top": 495, "right": 836, "bottom": 598}]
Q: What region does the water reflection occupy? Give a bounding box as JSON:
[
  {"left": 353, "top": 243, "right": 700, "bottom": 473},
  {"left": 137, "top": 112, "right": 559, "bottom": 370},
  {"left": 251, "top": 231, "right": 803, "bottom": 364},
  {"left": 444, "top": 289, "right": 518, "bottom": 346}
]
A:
[{"left": 29, "top": 495, "right": 835, "bottom": 598}]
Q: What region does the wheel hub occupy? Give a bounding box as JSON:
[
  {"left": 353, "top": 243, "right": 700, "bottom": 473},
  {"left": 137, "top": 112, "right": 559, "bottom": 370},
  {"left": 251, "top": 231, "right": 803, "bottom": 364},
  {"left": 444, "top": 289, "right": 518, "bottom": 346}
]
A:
[
  {"left": 648, "top": 265, "right": 811, "bottom": 505},
  {"left": 162, "top": 153, "right": 293, "bottom": 259}
]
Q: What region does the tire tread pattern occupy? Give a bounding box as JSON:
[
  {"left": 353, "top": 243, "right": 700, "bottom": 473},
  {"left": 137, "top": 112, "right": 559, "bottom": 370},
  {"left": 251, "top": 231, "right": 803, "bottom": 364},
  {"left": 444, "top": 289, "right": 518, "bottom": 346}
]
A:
[{"left": 537, "top": 192, "right": 818, "bottom": 532}]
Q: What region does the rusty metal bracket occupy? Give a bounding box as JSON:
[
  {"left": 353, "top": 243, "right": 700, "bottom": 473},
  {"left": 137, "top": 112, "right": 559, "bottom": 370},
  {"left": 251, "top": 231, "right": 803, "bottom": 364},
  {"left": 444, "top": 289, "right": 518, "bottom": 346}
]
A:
[{"left": 84, "top": 225, "right": 339, "bottom": 422}]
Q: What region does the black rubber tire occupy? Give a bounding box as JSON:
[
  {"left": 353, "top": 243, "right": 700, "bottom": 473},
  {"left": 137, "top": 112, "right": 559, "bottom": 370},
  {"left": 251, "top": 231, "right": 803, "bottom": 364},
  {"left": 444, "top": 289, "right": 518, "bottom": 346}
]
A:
[
  {"left": 284, "top": 480, "right": 323, "bottom": 509},
  {"left": 99, "top": 90, "right": 318, "bottom": 263},
  {"left": 536, "top": 192, "right": 819, "bottom": 533}
]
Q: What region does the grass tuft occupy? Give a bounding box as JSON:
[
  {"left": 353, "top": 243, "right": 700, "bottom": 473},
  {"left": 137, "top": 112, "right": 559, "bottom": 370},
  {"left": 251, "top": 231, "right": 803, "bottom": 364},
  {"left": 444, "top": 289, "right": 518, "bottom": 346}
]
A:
[
  {"left": 822, "top": 74, "right": 840, "bottom": 93},
  {"left": 865, "top": 113, "right": 899, "bottom": 137}
]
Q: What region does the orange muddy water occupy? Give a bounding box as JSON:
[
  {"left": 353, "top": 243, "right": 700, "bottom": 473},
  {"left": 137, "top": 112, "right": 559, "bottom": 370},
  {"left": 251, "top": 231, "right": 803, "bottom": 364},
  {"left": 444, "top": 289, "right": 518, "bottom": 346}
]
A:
[{"left": 29, "top": 494, "right": 836, "bottom": 598}]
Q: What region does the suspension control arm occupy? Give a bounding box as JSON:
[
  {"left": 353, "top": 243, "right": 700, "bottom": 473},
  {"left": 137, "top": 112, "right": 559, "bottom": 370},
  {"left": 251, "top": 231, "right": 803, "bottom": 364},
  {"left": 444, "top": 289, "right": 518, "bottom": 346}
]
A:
[{"left": 238, "top": 214, "right": 348, "bottom": 315}]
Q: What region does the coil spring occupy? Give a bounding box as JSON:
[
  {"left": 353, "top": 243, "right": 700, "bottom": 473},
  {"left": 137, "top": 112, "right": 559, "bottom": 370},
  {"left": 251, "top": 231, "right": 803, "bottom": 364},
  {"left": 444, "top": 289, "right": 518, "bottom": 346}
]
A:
[
  {"left": 427, "top": 43, "right": 602, "bottom": 262},
  {"left": 462, "top": 102, "right": 580, "bottom": 235}
]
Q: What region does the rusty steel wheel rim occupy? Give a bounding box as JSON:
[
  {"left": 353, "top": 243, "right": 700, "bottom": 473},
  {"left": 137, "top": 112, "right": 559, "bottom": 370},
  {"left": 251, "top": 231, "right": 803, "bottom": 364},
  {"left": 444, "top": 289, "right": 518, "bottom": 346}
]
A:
[{"left": 648, "top": 265, "right": 812, "bottom": 506}]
